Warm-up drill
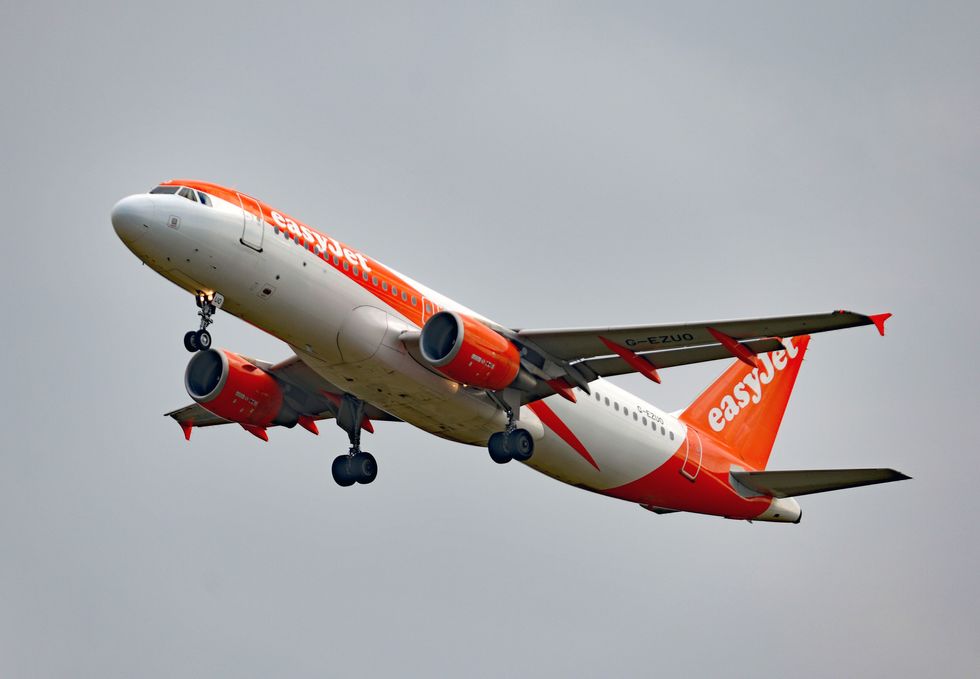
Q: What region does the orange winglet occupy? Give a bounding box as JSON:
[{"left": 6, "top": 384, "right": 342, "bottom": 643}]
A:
[
  {"left": 240, "top": 424, "right": 269, "bottom": 442},
  {"left": 705, "top": 327, "right": 761, "bottom": 369},
  {"left": 869, "top": 312, "right": 892, "bottom": 337},
  {"left": 546, "top": 378, "right": 578, "bottom": 403},
  {"left": 297, "top": 415, "right": 319, "bottom": 435},
  {"left": 179, "top": 422, "right": 193, "bottom": 441},
  {"left": 599, "top": 336, "right": 662, "bottom": 384}
]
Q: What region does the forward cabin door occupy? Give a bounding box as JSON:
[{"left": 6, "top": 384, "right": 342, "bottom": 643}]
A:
[{"left": 238, "top": 193, "right": 264, "bottom": 251}]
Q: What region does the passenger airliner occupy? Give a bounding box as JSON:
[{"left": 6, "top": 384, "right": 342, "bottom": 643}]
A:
[{"left": 111, "top": 180, "right": 908, "bottom": 522}]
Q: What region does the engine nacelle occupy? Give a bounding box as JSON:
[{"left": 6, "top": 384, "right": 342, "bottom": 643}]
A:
[
  {"left": 419, "top": 311, "right": 522, "bottom": 390},
  {"left": 185, "top": 349, "right": 298, "bottom": 427}
]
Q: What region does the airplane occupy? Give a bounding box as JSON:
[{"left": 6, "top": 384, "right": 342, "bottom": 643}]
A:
[{"left": 111, "top": 179, "right": 909, "bottom": 523}]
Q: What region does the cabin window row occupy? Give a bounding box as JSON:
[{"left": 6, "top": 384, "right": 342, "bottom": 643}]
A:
[
  {"left": 274, "top": 225, "right": 429, "bottom": 310},
  {"left": 593, "top": 391, "right": 674, "bottom": 439}
]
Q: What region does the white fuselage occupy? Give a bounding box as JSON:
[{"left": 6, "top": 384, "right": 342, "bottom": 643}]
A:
[{"left": 113, "top": 188, "right": 686, "bottom": 495}]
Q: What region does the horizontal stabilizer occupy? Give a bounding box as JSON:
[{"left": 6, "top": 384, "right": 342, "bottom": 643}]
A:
[{"left": 731, "top": 468, "right": 910, "bottom": 498}]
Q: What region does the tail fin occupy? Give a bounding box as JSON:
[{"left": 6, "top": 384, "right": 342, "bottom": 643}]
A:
[{"left": 680, "top": 335, "right": 810, "bottom": 470}]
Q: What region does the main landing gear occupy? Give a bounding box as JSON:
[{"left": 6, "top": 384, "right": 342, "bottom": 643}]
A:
[
  {"left": 331, "top": 394, "right": 378, "bottom": 486},
  {"left": 183, "top": 291, "right": 224, "bottom": 352},
  {"left": 487, "top": 396, "right": 534, "bottom": 465}
]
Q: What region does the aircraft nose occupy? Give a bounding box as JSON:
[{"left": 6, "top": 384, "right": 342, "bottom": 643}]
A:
[{"left": 111, "top": 194, "right": 154, "bottom": 244}]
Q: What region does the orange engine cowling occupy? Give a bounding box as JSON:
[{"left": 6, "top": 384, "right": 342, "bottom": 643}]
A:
[
  {"left": 419, "top": 311, "right": 521, "bottom": 390},
  {"left": 185, "top": 349, "right": 297, "bottom": 427}
]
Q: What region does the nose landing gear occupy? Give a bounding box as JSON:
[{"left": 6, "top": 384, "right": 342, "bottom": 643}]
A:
[
  {"left": 183, "top": 292, "right": 224, "bottom": 352},
  {"left": 330, "top": 394, "right": 379, "bottom": 486}
]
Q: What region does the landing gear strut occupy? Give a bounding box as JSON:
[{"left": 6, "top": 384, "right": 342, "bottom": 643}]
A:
[
  {"left": 331, "top": 394, "right": 378, "bottom": 486},
  {"left": 487, "top": 393, "right": 534, "bottom": 464},
  {"left": 183, "top": 291, "right": 223, "bottom": 352}
]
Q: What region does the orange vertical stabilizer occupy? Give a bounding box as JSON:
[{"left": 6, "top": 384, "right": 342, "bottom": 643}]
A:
[{"left": 680, "top": 335, "right": 811, "bottom": 470}]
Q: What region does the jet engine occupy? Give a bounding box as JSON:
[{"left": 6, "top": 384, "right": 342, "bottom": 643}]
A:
[
  {"left": 419, "top": 311, "right": 522, "bottom": 390},
  {"left": 185, "top": 349, "right": 298, "bottom": 427}
]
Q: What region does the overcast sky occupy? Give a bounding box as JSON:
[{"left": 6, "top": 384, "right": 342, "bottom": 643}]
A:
[{"left": 1, "top": 2, "right": 977, "bottom": 677}]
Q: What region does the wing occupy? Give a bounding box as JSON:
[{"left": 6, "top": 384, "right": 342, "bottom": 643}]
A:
[
  {"left": 165, "top": 353, "right": 399, "bottom": 439},
  {"left": 516, "top": 310, "right": 890, "bottom": 384},
  {"left": 401, "top": 309, "right": 889, "bottom": 408}
]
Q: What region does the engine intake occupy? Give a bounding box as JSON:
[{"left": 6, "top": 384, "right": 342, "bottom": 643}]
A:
[
  {"left": 419, "top": 311, "right": 521, "bottom": 390},
  {"left": 185, "top": 349, "right": 298, "bottom": 427}
]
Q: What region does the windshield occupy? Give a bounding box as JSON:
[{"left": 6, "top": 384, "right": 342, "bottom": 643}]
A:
[{"left": 149, "top": 185, "right": 212, "bottom": 206}]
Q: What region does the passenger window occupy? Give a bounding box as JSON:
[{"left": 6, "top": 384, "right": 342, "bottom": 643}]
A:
[
  {"left": 401, "top": 291, "right": 408, "bottom": 301},
  {"left": 353, "top": 266, "right": 360, "bottom": 276},
  {"left": 382, "top": 282, "right": 388, "bottom": 291},
  {"left": 332, "top": 255, "right": 340, "bottom": 266},
  {"left": 391, "top": 286, "right": 398, "bottom": 296},
  {"left": 372, "top": 276, "right": 378, "bottom": 285},
  {"left": 343, "top": 261, "right": 349, "bottom": 271},
  {"left": 642, "top": 417, "right": 647, "bottom": 425},
  {"left": 363, "top": 272, "right": 370, "bottom": 282},
  {"left": 614, "top": 402, "right": 619, "bottom": 411},
  {"left": 669, "top": 431, "right": 674, "bottom": 440},
  {"left": 660, "top": 426, "right": 666, "bottom": 435},
  {"left": 623, "top": 408, "right": 629, "bottom": 416},
  {"left": 633, "top": 413, "right": 638, "bottom": 421},
  {"left": 595, "top": 393, "right": 601, "bottom": 401},
  {"left": 604, "top": 397, "right": 610, "bottom": 406},
  {"left": 411, "top": 295, "right": 417, "bottom": 306}
]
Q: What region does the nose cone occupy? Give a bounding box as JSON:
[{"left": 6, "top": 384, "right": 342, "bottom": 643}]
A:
[{"left": 111, "top": 194, "right": 154, "bottom": 244}]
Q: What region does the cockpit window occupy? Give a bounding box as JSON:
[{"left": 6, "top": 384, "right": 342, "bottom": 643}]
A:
[
  {"left": 197, "top": 192, "right": 212, "bottom": 207},
  {"left": 177, "top": 187, "right": 197, "bottom": 202},
  {"left": 150, "top": 185, "right": 179, "bottom": 195}
]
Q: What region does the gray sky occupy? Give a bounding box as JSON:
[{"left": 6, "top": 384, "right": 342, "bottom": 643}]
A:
[{"left": 1, "top": 2, "right": 977, "bottom": 677}]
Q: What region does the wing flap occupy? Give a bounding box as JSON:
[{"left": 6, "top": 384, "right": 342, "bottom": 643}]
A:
[{"left": 731, "top": 468, "right": 910, "bottom": 498}]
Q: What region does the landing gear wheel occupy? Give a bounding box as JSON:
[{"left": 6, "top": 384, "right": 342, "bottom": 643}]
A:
[
  {"left": 508, "top": 428, "right": 534, "bottom": 462},
  {"left": 194, "top": 329, "right": 212, "bottom": 351},
  {"left": 331, "top": 455, "right": 356, "bottom": 487},
  {"left": 185, "top": 291, "right": 222, "bottom": 352},
  {"left": 488, "top": 432, "right": 512, "bottom": 464},
  {"left": 351, "top": 452, "right": 378, "bottom": 484}
]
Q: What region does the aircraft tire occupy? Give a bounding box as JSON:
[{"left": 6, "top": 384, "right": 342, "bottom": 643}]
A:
[
  {"left": 183, "top": 331, "right": 198, "bottom": 352},
  {"left": 352, "top": 452, "right": 378, "bottom": 484},
  {"left": 195, "top": 329, "right": 212, "bottom": 351},
  {"left": 488, "top": 432, "right": 512, "bottom": 464},
  {"left": 508, "top": 429, "right": 534, "bottom": 462},
  {"left": 331, "top": 455, "right": 357, "bottom": 487}
]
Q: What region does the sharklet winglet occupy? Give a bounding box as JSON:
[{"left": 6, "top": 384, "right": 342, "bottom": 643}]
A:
[{"left": 869, "top": 312, "right": 892, "bottom": 336}]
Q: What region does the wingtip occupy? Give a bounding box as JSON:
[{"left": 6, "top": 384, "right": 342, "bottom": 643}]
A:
[
  {"left": 869, "top": 312, "right": 892, "bottom": 337},
  {"left": 179, "top": 422, "right": 193, "bottom": 441}
]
